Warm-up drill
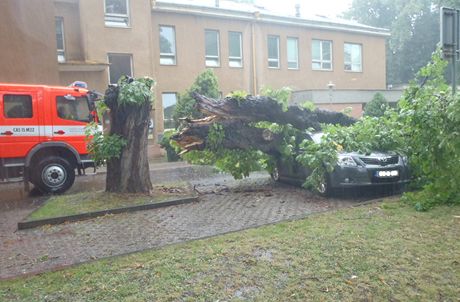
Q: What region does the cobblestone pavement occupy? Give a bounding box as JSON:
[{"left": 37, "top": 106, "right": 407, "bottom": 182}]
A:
[{"left": 0, "top": 171, "right": 358, "bottom": 280}]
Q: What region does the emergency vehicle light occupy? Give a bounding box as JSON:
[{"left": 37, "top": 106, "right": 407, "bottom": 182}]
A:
[{"left": 69, "top": 81, "right": 88, "bottom": 89}]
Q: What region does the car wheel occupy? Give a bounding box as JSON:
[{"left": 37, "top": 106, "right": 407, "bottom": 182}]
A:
[
  {"left": 316, "top": 173, "right": 330, "bottom": 197},
  {"left": 32, "top": 156, "right": 75, "bottom": 194},
  {"left": 270, "top": 167, "right": 280, "bottom": 182}
]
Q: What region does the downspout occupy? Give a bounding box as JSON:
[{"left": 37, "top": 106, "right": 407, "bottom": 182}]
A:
[{"left": 251, "top": 12, "right": 260, "bottom": 95}]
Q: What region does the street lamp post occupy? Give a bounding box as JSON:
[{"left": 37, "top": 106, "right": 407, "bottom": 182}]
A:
[{"left": 327, "top": 81, "right": 335, "bottom": 109}]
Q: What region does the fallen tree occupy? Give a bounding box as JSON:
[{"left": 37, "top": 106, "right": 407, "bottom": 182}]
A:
[{"left": 172, "top": 93, "right": 355, "bottom": 156}]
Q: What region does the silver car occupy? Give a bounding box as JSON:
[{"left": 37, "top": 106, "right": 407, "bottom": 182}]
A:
[{"left": 271, "top": 132, "right": 410, "bottom": 196}]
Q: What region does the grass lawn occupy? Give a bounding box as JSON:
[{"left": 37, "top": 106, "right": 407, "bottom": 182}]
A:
[
  {"left": 1, "top": 200, "right": 459, "bottom": 301},
  {"left": 26, "top": 182, "right": 194, "bottom": 221}
]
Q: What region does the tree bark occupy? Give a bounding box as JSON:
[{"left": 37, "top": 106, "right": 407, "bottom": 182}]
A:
[
  {"left": 172, "top": 93, "right": 356, "bottom": 155},
  {"left": 104, "top": 85, "right": 153, "bottom": 193}
]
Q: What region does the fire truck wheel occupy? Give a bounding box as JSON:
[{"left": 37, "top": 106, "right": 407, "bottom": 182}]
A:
[{"left": 32, "top": 156, "right": 75, "bottom": 194}]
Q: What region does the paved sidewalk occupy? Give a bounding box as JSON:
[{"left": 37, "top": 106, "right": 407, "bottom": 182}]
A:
[{"left": 0, "top": 172, "right": 360, "bottom": 280}]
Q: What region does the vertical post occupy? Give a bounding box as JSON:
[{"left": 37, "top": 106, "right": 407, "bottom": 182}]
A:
[{"left": 453, "top": 56, "right": 456, "bottom": 95}]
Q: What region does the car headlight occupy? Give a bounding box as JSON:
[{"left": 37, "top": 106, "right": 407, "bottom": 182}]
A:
[{"left": 337, "top": 154, "right": 358, "bottom": 167}]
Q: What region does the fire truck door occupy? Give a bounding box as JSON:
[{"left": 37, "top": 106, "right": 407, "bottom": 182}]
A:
[
  {"left": 0, "top": 92, "right": 40, "bottom": 158},
  {"left": 51, "top": 94, "right": 90, "bottom": 152}
]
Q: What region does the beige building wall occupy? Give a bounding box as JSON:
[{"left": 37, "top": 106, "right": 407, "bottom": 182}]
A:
[
  {"left": 254, "top": 24, "right": 386, "bottom": 90},
  {"left": 151, "top": 8, "right": 387, "bottom": 134},
  {"left": 76, "top": 0, "right": 155, "bottom": 92},
  {"left": 0, "top": 0, "right": 388, "bottom": 141},
  {"left": 0, "top": 0, "right": 59, "bottom": 85}
]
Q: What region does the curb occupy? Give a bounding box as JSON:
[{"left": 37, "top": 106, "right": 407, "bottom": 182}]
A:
[{"left": 17, "top": 196, "right": 198, "bottom": 230}]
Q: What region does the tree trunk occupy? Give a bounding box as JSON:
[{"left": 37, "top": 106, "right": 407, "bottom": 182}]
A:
[
  {"left": 104, "top": 85, "right": 153, "bottom": 193},
  {"left": 172, "top": 93, "right": 356, "bottom": 155}
]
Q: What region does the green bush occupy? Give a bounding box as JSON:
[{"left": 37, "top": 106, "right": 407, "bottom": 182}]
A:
[
  {"left": 159, "top": 130, "right": 181, "bottom": 162},
  {"left": 173, "top": 69, "right": 220, "bottom": 128},
  {"left": 363, "top": 92, "right": 389, "bottom": 117}
]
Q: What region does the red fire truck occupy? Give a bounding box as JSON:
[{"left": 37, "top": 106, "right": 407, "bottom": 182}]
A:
[{"left": 0, "top": 82, "right": 97, "bottom": 194}]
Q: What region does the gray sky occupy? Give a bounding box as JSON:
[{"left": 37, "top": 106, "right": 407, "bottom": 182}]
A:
[{"left": 258, "top": 0, "right": 353, "bottom": 18}]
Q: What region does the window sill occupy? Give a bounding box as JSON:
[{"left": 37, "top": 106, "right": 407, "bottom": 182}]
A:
[
  {"left": 344, "top": 70, "right": 363, "bottom": 73},
  {"left": 312, "top": 68, "right": 333, "bottom": 72},
  {"left": 104, "top": 24, "right": 132, "bottom": 29}
]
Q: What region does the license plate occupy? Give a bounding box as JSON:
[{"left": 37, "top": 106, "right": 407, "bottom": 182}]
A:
[{"left": 376, "top": 170, "right": 399, "bottom": 177}]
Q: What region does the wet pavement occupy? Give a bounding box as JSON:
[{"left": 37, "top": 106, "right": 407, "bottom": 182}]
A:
[{"left": 0, "top": 163, "right": 392, "bottom": 280}]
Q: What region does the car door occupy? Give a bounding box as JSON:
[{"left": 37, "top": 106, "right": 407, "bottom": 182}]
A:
[{"left": 0, "top": 91, "right": 40, "bottom": 158}]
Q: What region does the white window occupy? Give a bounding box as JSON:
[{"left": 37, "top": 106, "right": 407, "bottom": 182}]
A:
[
  {"left": 344, "top": 43, "right": 362, "bottom": 72},
  {"left": 55, "top": 17, "right": 65, "bottom": 63},
  {"left": 312, "top": 39, "right": 332, "bottom": 70},
  {"left": 160, "top": 26, "right": 176, "bottom": 65},
  {"left": 267, "top": 35, "right": 280, "bottom": 68},
  {"left": 205, "top": 30, "right": 220, "bottom": 67},
  {"left": 162, "top": 93, "right": 177, "bottom": 129},
  {"left": 287, "top": 37, "right": 299, "bottom": 69},
  {"left": 105, "top": 0, "right": 129, "bottom": 27},
  {"left": 108, "top": 53, "right": 133, "bottom": 84},
  {"left": 228, "top": 31, "right": 243, "bottom": 68}
]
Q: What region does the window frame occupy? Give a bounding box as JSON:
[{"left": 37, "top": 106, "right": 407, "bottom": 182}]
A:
[
  {"left": 267, "top": 35, "right": 280, "bottom": 69},
  {"left": 55, "top": 16, "right": 65, "bottom": 63},
  {"left": 312, "top": 39, "right": 333, "bottom": 71},
  {"left": 228, "top": 31, "right": 243, "bottom": 68},
  {"left": 107, "top": 53, "right": 133, "bottom": 85},
  {"left": 344, "top": 42, "right": 363, "bottom": 72},
  {"left": 287, "top": 37, "right": 299, "bottom": 70},
  {"left": 205, "top": 29, "right": 220, "bottom": 67},
  {"left": 104, "top": 0, "right": 130, "bottom": 28},
  {"left": 159, "top": 25, "right": 177, "bottom": 66}
]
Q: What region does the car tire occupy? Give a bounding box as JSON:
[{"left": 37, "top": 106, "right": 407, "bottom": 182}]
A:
[
  {"left": 270, "top": 167, "right": 280, "bottom": 182},
  {"left": 32, "top": 156, "right": 75, "bottom": 194},
  {"left": 316, "top": 173, "right": 331, "bottom": 197}
]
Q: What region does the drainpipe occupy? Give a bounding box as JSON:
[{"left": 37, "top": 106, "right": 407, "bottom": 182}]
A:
[
  {"left": 251, "top": 11, "right": 260, "bottom": 95},
  {"left": 215, "top": 0, "right": 219, "bottom": 8}
]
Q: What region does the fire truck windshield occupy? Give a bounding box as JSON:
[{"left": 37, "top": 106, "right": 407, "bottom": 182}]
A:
[{"left": 57, "top": 96, "right": 92, "bottom": 122}]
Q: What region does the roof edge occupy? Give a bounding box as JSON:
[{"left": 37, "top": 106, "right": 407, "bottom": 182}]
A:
[{"left": 152, "top": 2, "right": 390, "bottom": 37}]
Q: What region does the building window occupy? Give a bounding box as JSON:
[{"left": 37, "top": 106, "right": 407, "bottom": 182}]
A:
[
  {"left": 3, "top": 95, "right": 33, "bottom": 119},
  {"left": 228, "top": 31, "right": 243, "bottom": 68},
  {"left": 267, "top": 35, "right": 280, "bottom": 68},
  {"left": 104, "top": 0, "right": 129, "bottom": 27},
  {"left": 205, "top": 30, "right": 220, "bottom": 67},
  {"left": 55, "top": 17, "right": 65, "bottom": 63},
  {"left": 162, "top": 93, "right": 177, "bottom": 129},
  {"left": 344, "top": 43, "right": 362, "bottom": 72},
  {"left": 159, "top": 26, "right": 176, "bottom": 65},
  {"left": 287, "top": 37, "right": 299, "bottom": 69},
  {"left": 108, "top": 53, "right": 133, "bottom": 84},
  {"left": 312, "top": 39, "right": 332, "bottom": 70}
]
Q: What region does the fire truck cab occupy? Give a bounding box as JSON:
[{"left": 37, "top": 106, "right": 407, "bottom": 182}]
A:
[{"left": 0, "top": 82, "right": 96, "bottom": 194}]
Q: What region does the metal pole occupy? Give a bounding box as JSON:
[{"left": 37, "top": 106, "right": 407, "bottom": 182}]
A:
[{"left": 453, "top": 57, "right": 456, "bottom": 95}]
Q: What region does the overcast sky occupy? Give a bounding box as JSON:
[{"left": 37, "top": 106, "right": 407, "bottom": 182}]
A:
[{"left": 258, "top": 0, "right": 353, "bottom": 18}]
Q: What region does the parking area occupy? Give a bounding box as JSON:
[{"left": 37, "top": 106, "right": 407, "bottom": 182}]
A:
[{"left": 0, "top": 165, "right": 384, "bottom": 280}]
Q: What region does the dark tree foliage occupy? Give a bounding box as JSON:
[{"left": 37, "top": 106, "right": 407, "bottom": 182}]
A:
[{"left": 344, "top": 0, "right": 460, "bottom": 85}]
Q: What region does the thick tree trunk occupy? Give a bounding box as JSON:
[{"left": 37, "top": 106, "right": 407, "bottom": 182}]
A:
[
  {"left": 172, "top": 93, "right": 356, "bottom": 155},
  {"left": 104, "top": 85, "right": 153, "bottom": 193}
]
